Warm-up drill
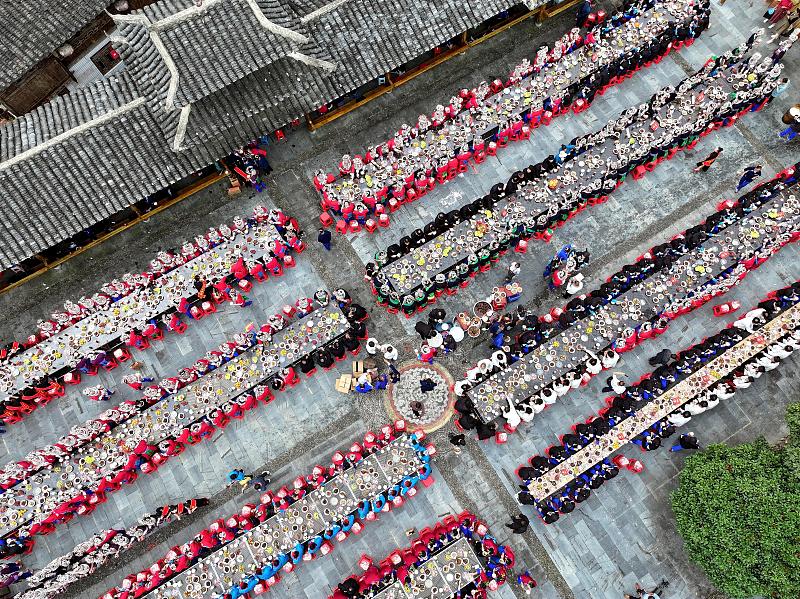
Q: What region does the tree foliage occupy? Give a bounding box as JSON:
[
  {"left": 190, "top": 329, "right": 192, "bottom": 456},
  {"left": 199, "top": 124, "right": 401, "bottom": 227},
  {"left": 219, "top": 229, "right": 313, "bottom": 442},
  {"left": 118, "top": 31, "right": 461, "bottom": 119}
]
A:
[
  {"left": 786, "top": 401, "right": 800, "bottom": 482},
  {"left": 786, "top": 401, "right": 800, "bottom": 446},
  {"left": 671, "top": 422, "right": 800, "bottom": 598}
]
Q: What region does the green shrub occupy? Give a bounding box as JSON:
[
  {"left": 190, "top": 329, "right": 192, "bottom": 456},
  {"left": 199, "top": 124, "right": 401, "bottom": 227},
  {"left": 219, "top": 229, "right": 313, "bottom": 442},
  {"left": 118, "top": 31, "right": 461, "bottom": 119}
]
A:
[{"left": 671, "top": 439, "right": 800, "bottom": 598}]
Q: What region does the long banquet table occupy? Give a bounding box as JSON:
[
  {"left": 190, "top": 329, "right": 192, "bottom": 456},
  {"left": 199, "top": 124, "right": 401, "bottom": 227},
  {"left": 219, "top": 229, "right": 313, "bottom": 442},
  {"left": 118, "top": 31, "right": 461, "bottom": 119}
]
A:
[
  {"left": 145, "top": 435, "right": 426, "bottom": 599},
  {"left": 0, "top": 304, "right": 349, "bottom": 537},
  {"left": 372, "top": 36, "right": 774, "bottom": 304},
  {"left": 371, "top": 536, "right": 483, "bottom": 599},
  {"left": 320, "top": 0, "right": 707, "bottom": 217},
  {"left": 468, "top": 181, "right": 800, "bottom": 420},
  {"left": 0, "top": 221, "right": 287, "bottom": 403},
  {"left": 383, "top": 197, "right": 521, "bottom": 295},
  {"left": 525, "top": 302, "right": 800, "bottom": 502}
]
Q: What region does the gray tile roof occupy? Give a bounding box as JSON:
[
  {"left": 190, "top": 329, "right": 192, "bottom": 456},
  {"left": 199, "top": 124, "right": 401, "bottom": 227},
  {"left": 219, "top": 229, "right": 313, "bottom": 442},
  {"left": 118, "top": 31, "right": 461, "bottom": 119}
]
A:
[
  {"left": 0, "top": 73, "right": 211, "bottom": 269},
  {"left": 295, "top": 0, "right": 519, "bottom": 93},
  {"left": 139, "top": 0, "right": 304, "bottom": 107},
  {"left": 0, "top": 0, "right": 532, "bottom": 269},
  {"left": 0, "top": 0, "right": 112, "bottom": 90},
  {"left": 183, "top": 55, "right": 340, "bottom": 147},
  {"left": 112, "top": 0, "right": 335, "bottom": 149}
]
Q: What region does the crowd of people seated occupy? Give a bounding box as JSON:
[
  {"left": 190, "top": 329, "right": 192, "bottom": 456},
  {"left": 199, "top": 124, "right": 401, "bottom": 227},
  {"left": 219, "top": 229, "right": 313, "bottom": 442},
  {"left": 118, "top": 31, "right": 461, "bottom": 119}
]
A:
[
  {"left": 0, "top": 290, "right": 367, "bottom": 553},
  {"left": 451, "top": 162, "right": 800, "bottom": 439},
  {"left": 331, "top": 512, "right": 514, "bottom": 599},
  {"left": 102, "top": 425, "right": 432, "bottom": 599},
  {"left": 0, "top": 207, "right": 303, "bottom": 428},
  {"left": 518, "top": 282, "right": 800, "bottom": 522},
  {"left": 366, "top": 31, "right": 791, "bottom": 317},
  {"left": 316, "top": 0, "right": 711, "bottom": 232},
  {"left": 17, "top": 499, "right": 207, "bottom": 599}
]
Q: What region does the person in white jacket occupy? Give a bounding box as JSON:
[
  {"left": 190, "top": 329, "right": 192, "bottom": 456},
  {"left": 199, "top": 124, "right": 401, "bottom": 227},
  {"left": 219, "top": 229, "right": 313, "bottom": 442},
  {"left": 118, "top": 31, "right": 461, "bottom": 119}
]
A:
[{"left": 733, "top": 308, "right": 766, "bottom": 333}]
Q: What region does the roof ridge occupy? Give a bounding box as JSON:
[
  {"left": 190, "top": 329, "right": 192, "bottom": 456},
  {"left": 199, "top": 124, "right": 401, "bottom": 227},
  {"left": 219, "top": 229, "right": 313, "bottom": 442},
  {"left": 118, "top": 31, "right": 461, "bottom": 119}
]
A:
[
  {"left": 0, "top": 95, "right": 146, "bottom": 171},
  {"left": 300, "top": 0, "right": 352, "bottom": 23}
]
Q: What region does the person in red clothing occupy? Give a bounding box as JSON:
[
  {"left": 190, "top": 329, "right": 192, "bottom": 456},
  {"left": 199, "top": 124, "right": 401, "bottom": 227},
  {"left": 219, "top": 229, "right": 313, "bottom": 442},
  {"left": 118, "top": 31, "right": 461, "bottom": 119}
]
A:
[
  {"left": 693, "top": 147, "right": 723, "bottom": 172},
  {"left": 517, "top": 570, "right": 537, "bottom": 594},
  {"left": 362, "top": 564, "right": 381, "bottom": 587},
  {"left": 231, "top": 257, "right": 248, "bottom": 279}
]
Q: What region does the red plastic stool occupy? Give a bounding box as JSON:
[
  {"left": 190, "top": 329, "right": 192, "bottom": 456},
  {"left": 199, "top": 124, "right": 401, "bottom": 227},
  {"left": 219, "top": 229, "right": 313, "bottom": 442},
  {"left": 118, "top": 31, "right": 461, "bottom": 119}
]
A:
[
  {"left": 612, "top": 455, "right": 631, "bottom": 469},
  {"left": 713, "top": 300, "right": 741, "bottom": 316},
  {"left": 358, "top": 555, "right": 373, "bottom": 570},
  {"left": 319, "top": 212, "right": 333, "bottom": 227}
]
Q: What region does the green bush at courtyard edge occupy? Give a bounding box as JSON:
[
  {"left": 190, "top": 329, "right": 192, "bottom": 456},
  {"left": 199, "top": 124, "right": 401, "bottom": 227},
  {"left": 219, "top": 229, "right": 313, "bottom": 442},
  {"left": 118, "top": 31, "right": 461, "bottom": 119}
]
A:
[{"left": 671, "top": 404, "right": 800, "bottom": 599}]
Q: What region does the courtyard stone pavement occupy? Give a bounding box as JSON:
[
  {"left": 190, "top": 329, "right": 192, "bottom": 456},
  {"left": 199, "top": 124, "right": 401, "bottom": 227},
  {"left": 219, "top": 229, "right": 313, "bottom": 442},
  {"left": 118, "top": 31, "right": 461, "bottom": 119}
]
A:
[{"left": 2, "top": 1, "right": 800, "bottom": 598}]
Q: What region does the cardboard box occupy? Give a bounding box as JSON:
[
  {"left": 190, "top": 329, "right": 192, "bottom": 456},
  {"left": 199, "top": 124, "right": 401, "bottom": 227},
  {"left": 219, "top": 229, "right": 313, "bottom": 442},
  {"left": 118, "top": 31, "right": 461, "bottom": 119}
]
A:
[
  {"left": 335, "top": 374, "right": 353, "bottom": 394},
  {"left": 352, "top": 360, "right": 365, "bottom": 377}
]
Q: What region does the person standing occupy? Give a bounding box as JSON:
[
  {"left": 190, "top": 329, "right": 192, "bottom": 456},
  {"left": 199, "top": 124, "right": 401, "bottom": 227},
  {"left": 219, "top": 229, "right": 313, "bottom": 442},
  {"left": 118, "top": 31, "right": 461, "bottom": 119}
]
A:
[
  {"left": 317, "top": 228, "right": 332, "bottom": 251},
  {"left": 449, "top": 432, "right": 466, "bottom": 446},
  {"left": 769, "top": 8, "right": 799, "bottom": 40},
  {"left": 692, "top": 147, "right": 723, "bottom": 172},
  {"left": 576, "top": 0, "right": 592, "bottom": 27},
  {"left": 250, "top": 470, "right": 271, "bottom": 491},
  {"left": 766, "top": 0, "right": 795, "bottom": 27},
  {"left": 228, "top": 469, "right": 246, "bottom": 484},
  {"left": 780, "top": 112, "right": 800, "bottom": 140},
  {"left": 602, "top": 372, "right": 627, "bottom": 394},
  {"left": 448, "top": 432, "right": 466, "bottom": 455},
  {"left": 736, "top": 164, "right": 762, "bottom": 190},
  {"left": 564, "top": 273, "right": 585, "bottom": 297},
  {"left": 505, "top": 513, "right": 530, "bottom": 534},
  {"left": 122, "top": 372, "right": 155, "bottom": 390},
  {"left": 505, "top": 261, "right": 521, "bottom": 284},
  {"left": 648, "top": 349, "right": 675, "bottom": 367},
  {"left": 771, "top": 77, "right": 790, "bottom": 98},
  {"left": 84, "top": 385, "right": 113, "bottom": 401}
]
